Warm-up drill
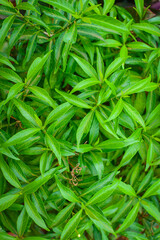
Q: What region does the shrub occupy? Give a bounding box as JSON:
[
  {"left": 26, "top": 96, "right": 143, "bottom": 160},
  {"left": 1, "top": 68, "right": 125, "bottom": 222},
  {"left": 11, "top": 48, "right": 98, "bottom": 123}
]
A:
[{"left": 0, "top": 0, "right": 160, "bottom": 239}]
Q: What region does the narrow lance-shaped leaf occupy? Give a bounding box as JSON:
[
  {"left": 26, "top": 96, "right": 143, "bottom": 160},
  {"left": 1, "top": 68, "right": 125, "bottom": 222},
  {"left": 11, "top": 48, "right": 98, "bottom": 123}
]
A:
[
  {"left": 106, "top": 98, "right": 123, "bottom": 122},
  {"left": 116, "top": 202, "right": 140, "bottom": 233},
  {"left": 8, "top": 24, "right": 26, "bottom": 51},
  {"left": 45, "top": 133, "right": 61, "bottom": 164},
  {"left": 16, "top": 2, "right": 40, "bottom": 14},
  {"left": 146, "top": 104, "right": 160, "bottom": 126},
  {"left": 118, "top": 181, "right": 137, "bottom": 197},
  {"left": 24, "top": 195, "right": 49, "bottom": 231},
  {"left": 71, "top": 78, "right": 100, "bottom": 94},
  {"left": 0, "top": 53, "right": 16, "bottom": 70},
  {"left": 142, "top": 179, "right": 160, "bottom": 199},
  {"left": 45, "top": 102, "right": 71, "bottom": 126},
  {"left": 23, "top": 34, "right": 37, "bottom": 65},
  {"left": 70, "top": 53, "right": 98, "bottom": 79},
  {"left": 14, "top": 99, "right": 42, "bottom": 128},
  {"left": 85, "top": 206, "right": 115, "bottom": 235},
  {"left": 17, "top": 207, "right": 30, "bottom": 237},
  {"left": 141, "top": 200, "right": 160, "bottom": 222},
  {"left": 83, "top": 15, "right": 128, "bottom": 35},
  {"left": 137, "top": 168, "right": 153, "bottom": 194},
  {"left": 0, "top": 193, "right": 19, "bottom": 212},
  {"left": 0, "top": 155, "right": 21, "bottom": 188},
  {"left": 132, "top": 23, "right": 160, "bottom": 36},
  {"left": 87, "top": 179, "right": 119, "bottom": 205},
  {"left": 4, "top": 128, "right": 40, "bottom": 146},
  {"left": 22, "top": 167, "right": 60, "bottom": 194},
  {"left": 123, "top": 101, "right": 146, "bottom": 129},
  {"left": 55, "top": 175, "right": 80, "bottom": 203},
  {"left": 76, "top": 110, "right": 94, "bottom": 146},
  {"left": 95, "top": 110, "right": 118, "bottom": 138},
  {"left": 103, "top": 0, "right": 115, "bottom": 15},
  {"left": 145, "top": 139, "right": 154, "bottom": 171},
  {"left": 134, "top": 0, "right": 144, "bottom": 20},
  {"left": 0, "top": 15, "right": 15, "bottom": 46},
  {"left": 51, "top": 203, "right": 75, "bottom": 227},
  {"left": 105, "top": 57, "right": 124, "bottom": 79},
  {"left": 56, "top": 89, "right": 91, "bottom": 109},
  {"left": 29, "top": 86, "right": 56, "bottom": 108},
  {"left": 61, "top": 209, "right": 82, "bottom": 240},
  {"left": 0, "top": 68, "right": 22, "bottom": 83},
  {"left": 40, "top": 0, "right": 76, "bottom": 14},
  {"left": 26, "top": 51, "right": 52, "bottom": 82}
]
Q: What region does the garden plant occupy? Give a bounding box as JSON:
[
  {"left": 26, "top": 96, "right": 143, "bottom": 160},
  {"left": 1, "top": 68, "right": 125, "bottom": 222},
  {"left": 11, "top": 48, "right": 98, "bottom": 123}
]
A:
[{"left": 0, "top": 0, "right": 160, "bottom": 239}]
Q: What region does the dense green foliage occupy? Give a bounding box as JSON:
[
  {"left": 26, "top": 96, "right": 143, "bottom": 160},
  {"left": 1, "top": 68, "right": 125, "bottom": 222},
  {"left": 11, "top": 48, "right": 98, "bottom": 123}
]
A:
[{"left": 0, "top": 0, "right": 160, "bottom": 239}]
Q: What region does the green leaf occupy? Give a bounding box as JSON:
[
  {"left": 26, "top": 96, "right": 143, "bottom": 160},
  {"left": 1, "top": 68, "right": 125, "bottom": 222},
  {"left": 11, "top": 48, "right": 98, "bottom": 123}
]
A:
[
  {"left": 70, "top": 53, "right": 98, "bottom": 79},
  {"left": 95, "top": 110, "right": 118, "bottom": 138},
  {"left": 45, "top": 133, "right": 61, "bottom": 164},
  {"left": 120, "top": 142, "right": 141, "bottom": 167},
  {"left": 63, "top": 23, "right": 77, "bottom": 44},
  {"left": 16, "top": 2, "right": 40, "bottom": 14},
  {"left": 0, "top": 53, "right": 16, "bottom": 70},
  {"left": 81, "top": 171, "right": 117, "bottom": 196},
  {"left": 134, "top": 0, "right": 144, "bottom": 19},
  {"left": 118, "top": 181, "right": 137, "bottom": 197},
  {"left": 123, "top": 101, "right": 145, "bottom": 129},
  {"left": 9, "top": 24, "right": 26, "bottom": 51},
  {"left": 0, "top": 0, "right": 14, "bottom": 7},
  {"left": 27, "top": 51, "right": 52, "bottom": 81},
  {"left": 29, "top": 86, "right": 56, "bottom": 108},
  {"left": 0, "top": 155, "right": 21, "bottom": 188},
  {"left": 89, "top": 151, "right": 104, "bottom": 179},
  {"left": 45, "top": 102, "right": 71, "bottom": 126},
  {"left": 85, "top": 206, "right": 115, "bottom": 235},
  {"left": 14, "top": 99, "right": 42, "bottom": 128},
  {"left": 87, "top": 180, "right": 119, "bottom": 205},
  {"left": 116, "top": 202, "right": 139, "bottom": 233},
  {"left": 127, "top": 42, "right": 153, "bottom": 51},
  {"left": 103, "top": 0, "right": 115, "bottom": 15},
  {"left": 146, "top": 104, "right": 160, "bottom": 126},
  {"left": 0, "top": 193, "right": 19, "bottom": 212},
  {"left": 55, "top": 89, "right": 91, "bottom": 109},
  {"left": 55, "top": 175, "right": 80, "bottom": 202},
  {"left": 132, "top": 23, "right": 160, "bottom": 36},
  {"left": 106, "top": 98, "right": 123, "bottom": 122},
  {"left": 71, "top": 78, "right": 100, "bottom": 94},
  {"left": 0, "top": 233, "right": 15, "bottom": 240},
  {"left": 17, "top": 207, "right": 29, "bottom": 237},
  {"left": 51, "top": 203, "right": 75, "bottom": 227},
  {"left": 6, "top": 82, "right": 24, "bottom": 101},
  {"left": 142, "top": 179, "right": 160, "bottom": 199},
  {"left": 40, "top": 0, "right": 76, "bottom": 14},
  {"left": 76, "top": 110, "right": 94, "bottom": 146},
  {"left": 120, "top": 75, "right": 152, "bottom": 96},
  {"left": 24, "top": 195, "right": 49, "bottom": 231},
  {"left": 105, "top": 57, "right": 124, "bottom": 79},
  {"left": 146, "top": 139, "right": 154, "bottom": 171},
  {"left": 137, "top": 168, "right": 153, "bottom": 194},
  {"left": 26, "top": 16, "right": 50, "bottom": 30},
  {"left": 4, "top": 128, "right": 40, "bottom": 146},
  {"left": 22, "top": 167, "right": 59, "bottom": 194},
  {"left": 83, "top": 15, "right": 128, "bottom": 35},
  {"left": 61, "top": 209, "right": 82, "bottom": 240},
  {"left": 23, "top": 34, "right": 37, "bottom": 65},
  {"left": 0, "top": 15, "right": 15, "bottom": 46},
  {"left": 0, "top": 68, "right": 22, "bottom": 83},
  {"left": 141, "top": 200, "right": 160, "bottom": 222}
]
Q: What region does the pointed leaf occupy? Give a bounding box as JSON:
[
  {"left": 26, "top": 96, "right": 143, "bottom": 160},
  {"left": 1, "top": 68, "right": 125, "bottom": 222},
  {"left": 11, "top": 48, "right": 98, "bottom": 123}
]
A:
[
  {"left": 61, "top": 209, "right": 82, "bottom": 240},
  {"left": 55, "top": 175, "right": 80, "bottom": 202}
]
